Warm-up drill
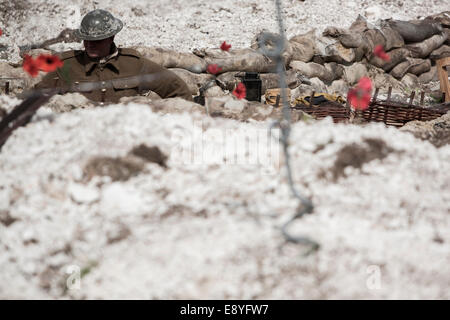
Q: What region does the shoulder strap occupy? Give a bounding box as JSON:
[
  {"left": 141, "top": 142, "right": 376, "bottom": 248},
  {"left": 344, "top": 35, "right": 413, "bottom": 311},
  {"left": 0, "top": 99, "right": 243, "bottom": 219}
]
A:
[
  {"left": 58, "top": 50, "right": 83, "bottom": 61},
  {"left": 119, "top": 48, "right": 141, "bottom": 58}
]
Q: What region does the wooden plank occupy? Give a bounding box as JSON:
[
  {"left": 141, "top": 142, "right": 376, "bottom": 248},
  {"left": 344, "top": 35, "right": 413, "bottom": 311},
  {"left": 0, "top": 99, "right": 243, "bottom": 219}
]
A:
[{"left": 436, "top": 57, "right": 450, "bottom": 103}]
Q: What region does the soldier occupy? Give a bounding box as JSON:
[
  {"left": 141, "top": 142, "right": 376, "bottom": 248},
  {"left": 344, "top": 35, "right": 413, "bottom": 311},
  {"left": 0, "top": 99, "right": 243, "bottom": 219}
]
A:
[{"left": 35, "top": 9, "right": 193, "bottom": 103}]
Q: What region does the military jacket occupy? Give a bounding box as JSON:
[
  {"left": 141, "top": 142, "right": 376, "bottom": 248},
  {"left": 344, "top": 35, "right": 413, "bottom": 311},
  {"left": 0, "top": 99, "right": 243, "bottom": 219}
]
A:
[{"left": 35, "top": 46, "right": 193, "bottom": 103}]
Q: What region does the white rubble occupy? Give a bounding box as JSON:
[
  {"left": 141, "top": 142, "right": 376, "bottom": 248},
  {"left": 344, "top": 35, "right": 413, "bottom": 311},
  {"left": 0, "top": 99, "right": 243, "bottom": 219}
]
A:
[
  {"left": 0, "top": 101, "right": 448, "bottom": 299},
  {"left": 1, "top": 0, "right": 447, "bottom": 53}
]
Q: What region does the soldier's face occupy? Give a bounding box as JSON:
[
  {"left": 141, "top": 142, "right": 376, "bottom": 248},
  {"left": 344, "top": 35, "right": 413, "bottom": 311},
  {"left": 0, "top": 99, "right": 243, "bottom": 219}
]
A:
[{"left": 84, "top": 37, "right": 114, "bottom": 58}]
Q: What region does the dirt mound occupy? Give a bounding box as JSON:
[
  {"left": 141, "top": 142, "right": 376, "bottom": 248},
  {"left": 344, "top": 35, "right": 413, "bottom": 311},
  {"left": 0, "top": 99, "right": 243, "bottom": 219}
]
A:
[
  {"left": 130, "top": 144, "right": 168, "bottom": 168},
  {"left": 401, "top": 111, "right": 450, "bottom": 147},
  {"left": 83, "top": 156, "right": 145, "bottom": 182},
  {"left": 324, "top": 138, "right": 396, "bottom": 181}
]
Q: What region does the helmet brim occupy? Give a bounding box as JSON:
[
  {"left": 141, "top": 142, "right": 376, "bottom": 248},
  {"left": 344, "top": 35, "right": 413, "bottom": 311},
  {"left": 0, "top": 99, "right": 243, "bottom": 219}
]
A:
[{"left": 75, "top": 19, "right": 123, "bottom": 41}]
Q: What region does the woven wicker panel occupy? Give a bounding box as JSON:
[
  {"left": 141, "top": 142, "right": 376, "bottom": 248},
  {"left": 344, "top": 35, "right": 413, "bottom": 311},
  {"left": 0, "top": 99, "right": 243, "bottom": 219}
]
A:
[
  {"left": 355, "top": 102, "right": 449, "bottom": 127},
  {"left": 293, "top": 101, "right": 449, "bottom": 127},
  {"left": 292, "top": 101, "right": 351, "bottom": 123}
]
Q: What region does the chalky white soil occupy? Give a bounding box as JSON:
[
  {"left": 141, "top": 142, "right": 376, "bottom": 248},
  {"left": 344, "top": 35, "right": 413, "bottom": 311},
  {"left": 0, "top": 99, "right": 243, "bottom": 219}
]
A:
[
  {"left": 0, "top": 96, "right": 449, "bottom": 299},
  {"left": 1, "top": 0, "right": 449, "bottom": 57},
  {"left": 0, "top": 0, "right": 449, "bottom": 299}
]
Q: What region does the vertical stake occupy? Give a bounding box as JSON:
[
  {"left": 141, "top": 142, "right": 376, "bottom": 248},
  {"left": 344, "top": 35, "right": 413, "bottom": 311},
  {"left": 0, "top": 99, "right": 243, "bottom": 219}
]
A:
[{"left": 387, "top": 86, "right": 392, "bottom": 102}]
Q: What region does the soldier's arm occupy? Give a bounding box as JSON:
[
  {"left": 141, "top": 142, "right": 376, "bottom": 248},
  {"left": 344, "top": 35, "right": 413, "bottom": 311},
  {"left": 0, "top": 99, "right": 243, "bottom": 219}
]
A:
[
  {"left": 139, "top": 58, "right": 193, "bottom": 101},
  {"left": 34, "top": 71, "right": 61, "bottom": 90}
]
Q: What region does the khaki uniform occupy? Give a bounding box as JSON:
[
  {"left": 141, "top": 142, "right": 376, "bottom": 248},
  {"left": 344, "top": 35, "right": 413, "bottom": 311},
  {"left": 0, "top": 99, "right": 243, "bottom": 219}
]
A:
[{"left": 35, "top": 46, "right": 193, "bottom": 103}]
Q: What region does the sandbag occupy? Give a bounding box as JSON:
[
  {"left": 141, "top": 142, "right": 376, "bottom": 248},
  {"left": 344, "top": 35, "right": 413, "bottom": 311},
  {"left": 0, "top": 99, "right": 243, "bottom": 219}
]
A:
[
  {"left": 315, "top": 36, "right": 357, "bottom": 64},
  {"left": 203, "top": 85, "right": 226, "bottom": 98},
  {"left": 259, "top": 70, "right": 303, "bottom": 92},
  {"left": 168, "top": 68, "right": 215, "bottom": 96},
  {"left": 390, "top": 58, "right": 431, "bottom": 79},
  {"left": 0, "top": 61, "right": 43, "bottom": 92},
  {"left": 215, "top": 72, "right": 239, "bottom": 91},
  {"left": 289, "top": 29, "right": 316, "bottom": 62},
  {"left": 309, "top": 77, "right": 328, "bottom": 93},
  {"left": 401, "top": 73, "right": 419, "bottom": 89},
  {"left": 443, "top": 28, "right": 450, "bottom": 45},
  {"left": 364, "top": 27, "right": 404, "bottom": 52},
  {"left": 406, "top": 33, "right": 448, "bottom": 58},
  {"left": 408, "top": 59, "right": 431, "bottom": 75},
  {"left": 291, "top": 79, "right": 328, "bottom": 96},
  {"left": 342, "top": 63, "right": 368, "bottom": 85},
  {"left": 289, "top": 61, "right": 342, "bottom": 83},
  {"left": 215, "top": 70, "right": 301, "bottom": 93},
  {"left": 425, "top": 11, "right": 450, "bottom": 28},
  {"left": 349, "top": 15, "right": 369, "bottom": 33},
  {"left": 131, "top": 46, "right": 208, "bottom": 73},
  {"left": 388, "top": 20, "right": 443, "bottom": 43},
  {"left": 329, "top": 79, "right": 349, "bottom": 96},
  {"left": 193, "top": 48, "right": 277, "bottom": 74},
  {"left": 418, "top": 66, "right": 438, "bottom": 83},
  {"left": 429, "top": 45, "right": 450, "bottom": 60},
  {"left": 372, "top": 72, "right": 404, "bottom": 91},
  {"left": 323, "top": 26, "right": 365, "bottom": 48},
  {"left": 369, "top": 47, "right": 410, "bottom": 72},
  {"left": 322, "top": 26, "right": 346, "bottom": 38},
  {"left": 251, "top": 30, "right": 293, "bottom": 66},
  {"left": 339, "top": 33, "right": 364, "bottom": 48},
  {"left": 325, "top": 42, "right": 357, "bottom": 64}
]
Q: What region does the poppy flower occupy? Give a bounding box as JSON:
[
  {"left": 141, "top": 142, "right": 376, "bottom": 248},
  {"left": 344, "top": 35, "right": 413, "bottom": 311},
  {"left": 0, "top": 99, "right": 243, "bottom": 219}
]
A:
[
  {"left": 357, "top": 76, "right": 372, "bottom": 92},
  {"left": 36, "top": 54, "right": 64, "bottom": 72},
  {"left": 0, "top": 29, "right": 2, "bottom": 37},
  {"left": 347, "top": 88, "right": 371, "bottom": 110},
  {"left": 22, "top": 55, "right": 40, "bottom": 78},
  {"left": 207, "top": 64, "right": 222, "bottom": 75},
  {"left": 347, "top": 77, "right": 373, "bottom": 110},
  {"left": 232, "top": 83, "right": 246, "bottom": 100},
  {"left": 220, "top": 41, "right": 231, "bottom": 52},
  {"left": 373, "top": 45, "right": 390, "bottom": 62}
]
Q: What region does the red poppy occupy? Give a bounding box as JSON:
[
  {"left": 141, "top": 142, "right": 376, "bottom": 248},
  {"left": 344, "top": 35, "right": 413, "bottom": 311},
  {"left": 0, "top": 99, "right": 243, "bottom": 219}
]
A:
[
  {"left": 36, "top": 54, "right": 64, "bottom": 72},
  {"left": 357, "top": 76, "right": 372, "bottom": 92},
  {"left": 22, "top": 55, "right": 40, "bottom": 78},
  {"left": 207, "top": 64, "right": 222, "bottom": 75},
  {"left": 0, "top": 29, "right": 2, "bottom": 37},
  {"left": 347, "top": 77, "right": 373, "bottom": 110},
  {"left": 232, "top": 83, "right": 246, "bottom": 100},
  {"left": 220, "top": 41, "right": 231, "bottom": 52},
  {"left": 373, "top": 45, "right": 390, "bottom": 62},
  {"left": 347, "top": 88, "right": 371, "bottom": 110}
]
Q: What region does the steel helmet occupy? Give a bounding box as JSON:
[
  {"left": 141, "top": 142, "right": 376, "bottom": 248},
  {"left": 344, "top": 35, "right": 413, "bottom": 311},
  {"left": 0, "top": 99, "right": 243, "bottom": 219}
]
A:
[{"left": 75, "top": 9, "right": 123, "bottom": 41}]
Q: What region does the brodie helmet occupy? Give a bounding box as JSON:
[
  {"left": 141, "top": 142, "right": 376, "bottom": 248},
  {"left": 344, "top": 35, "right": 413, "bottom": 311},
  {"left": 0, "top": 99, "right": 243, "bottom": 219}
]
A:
[{"left": 75, "top": 9, "right": 123, "bottom": 41}]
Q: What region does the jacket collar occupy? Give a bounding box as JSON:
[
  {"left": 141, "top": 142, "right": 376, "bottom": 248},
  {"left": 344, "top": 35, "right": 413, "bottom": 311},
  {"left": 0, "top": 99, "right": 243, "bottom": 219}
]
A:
[{"left": 84, "top": 43, "right": 120, "bottom": 74}]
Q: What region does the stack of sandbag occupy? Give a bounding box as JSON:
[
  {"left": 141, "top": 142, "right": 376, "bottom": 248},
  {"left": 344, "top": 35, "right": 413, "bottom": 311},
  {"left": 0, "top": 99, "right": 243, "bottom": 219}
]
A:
[
  {"left": 4, "top": 11, "right": 449, "bottom": 108},
  {"left": 303, "top": 13, "right": 448, "bottom": 91}
]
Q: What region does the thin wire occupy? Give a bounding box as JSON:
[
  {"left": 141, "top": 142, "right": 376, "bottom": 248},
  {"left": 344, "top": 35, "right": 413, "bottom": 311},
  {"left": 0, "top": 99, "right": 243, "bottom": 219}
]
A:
[{"left": 259, "top": 0, "right": 319, "bottom": 253}]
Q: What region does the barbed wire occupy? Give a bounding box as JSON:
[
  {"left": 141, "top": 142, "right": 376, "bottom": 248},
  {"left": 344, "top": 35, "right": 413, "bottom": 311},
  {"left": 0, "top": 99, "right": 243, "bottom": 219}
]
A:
[
  {"left": 3, "top": 2, "right": 318, "bottom": 254},
  {"left": 259, "top": 0, "right": 319, "bottom": 254}
]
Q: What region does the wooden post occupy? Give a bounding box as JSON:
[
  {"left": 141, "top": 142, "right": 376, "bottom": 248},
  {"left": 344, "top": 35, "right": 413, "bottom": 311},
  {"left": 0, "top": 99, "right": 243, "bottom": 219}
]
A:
[
  {"left": 408, "top": 91, "right": 415, "bottom": 106},
  {"left": 275, "top": 94, "right": 281, "bottom": 108},
  {"left": 387, "top": 87, "right": 392, "bottom": 102},
  {"left": 310, "top": 91, "right": 315, "bottom": 106},
  {"left": 436, "top": 57, "right": 450, "bottom": 103}
]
